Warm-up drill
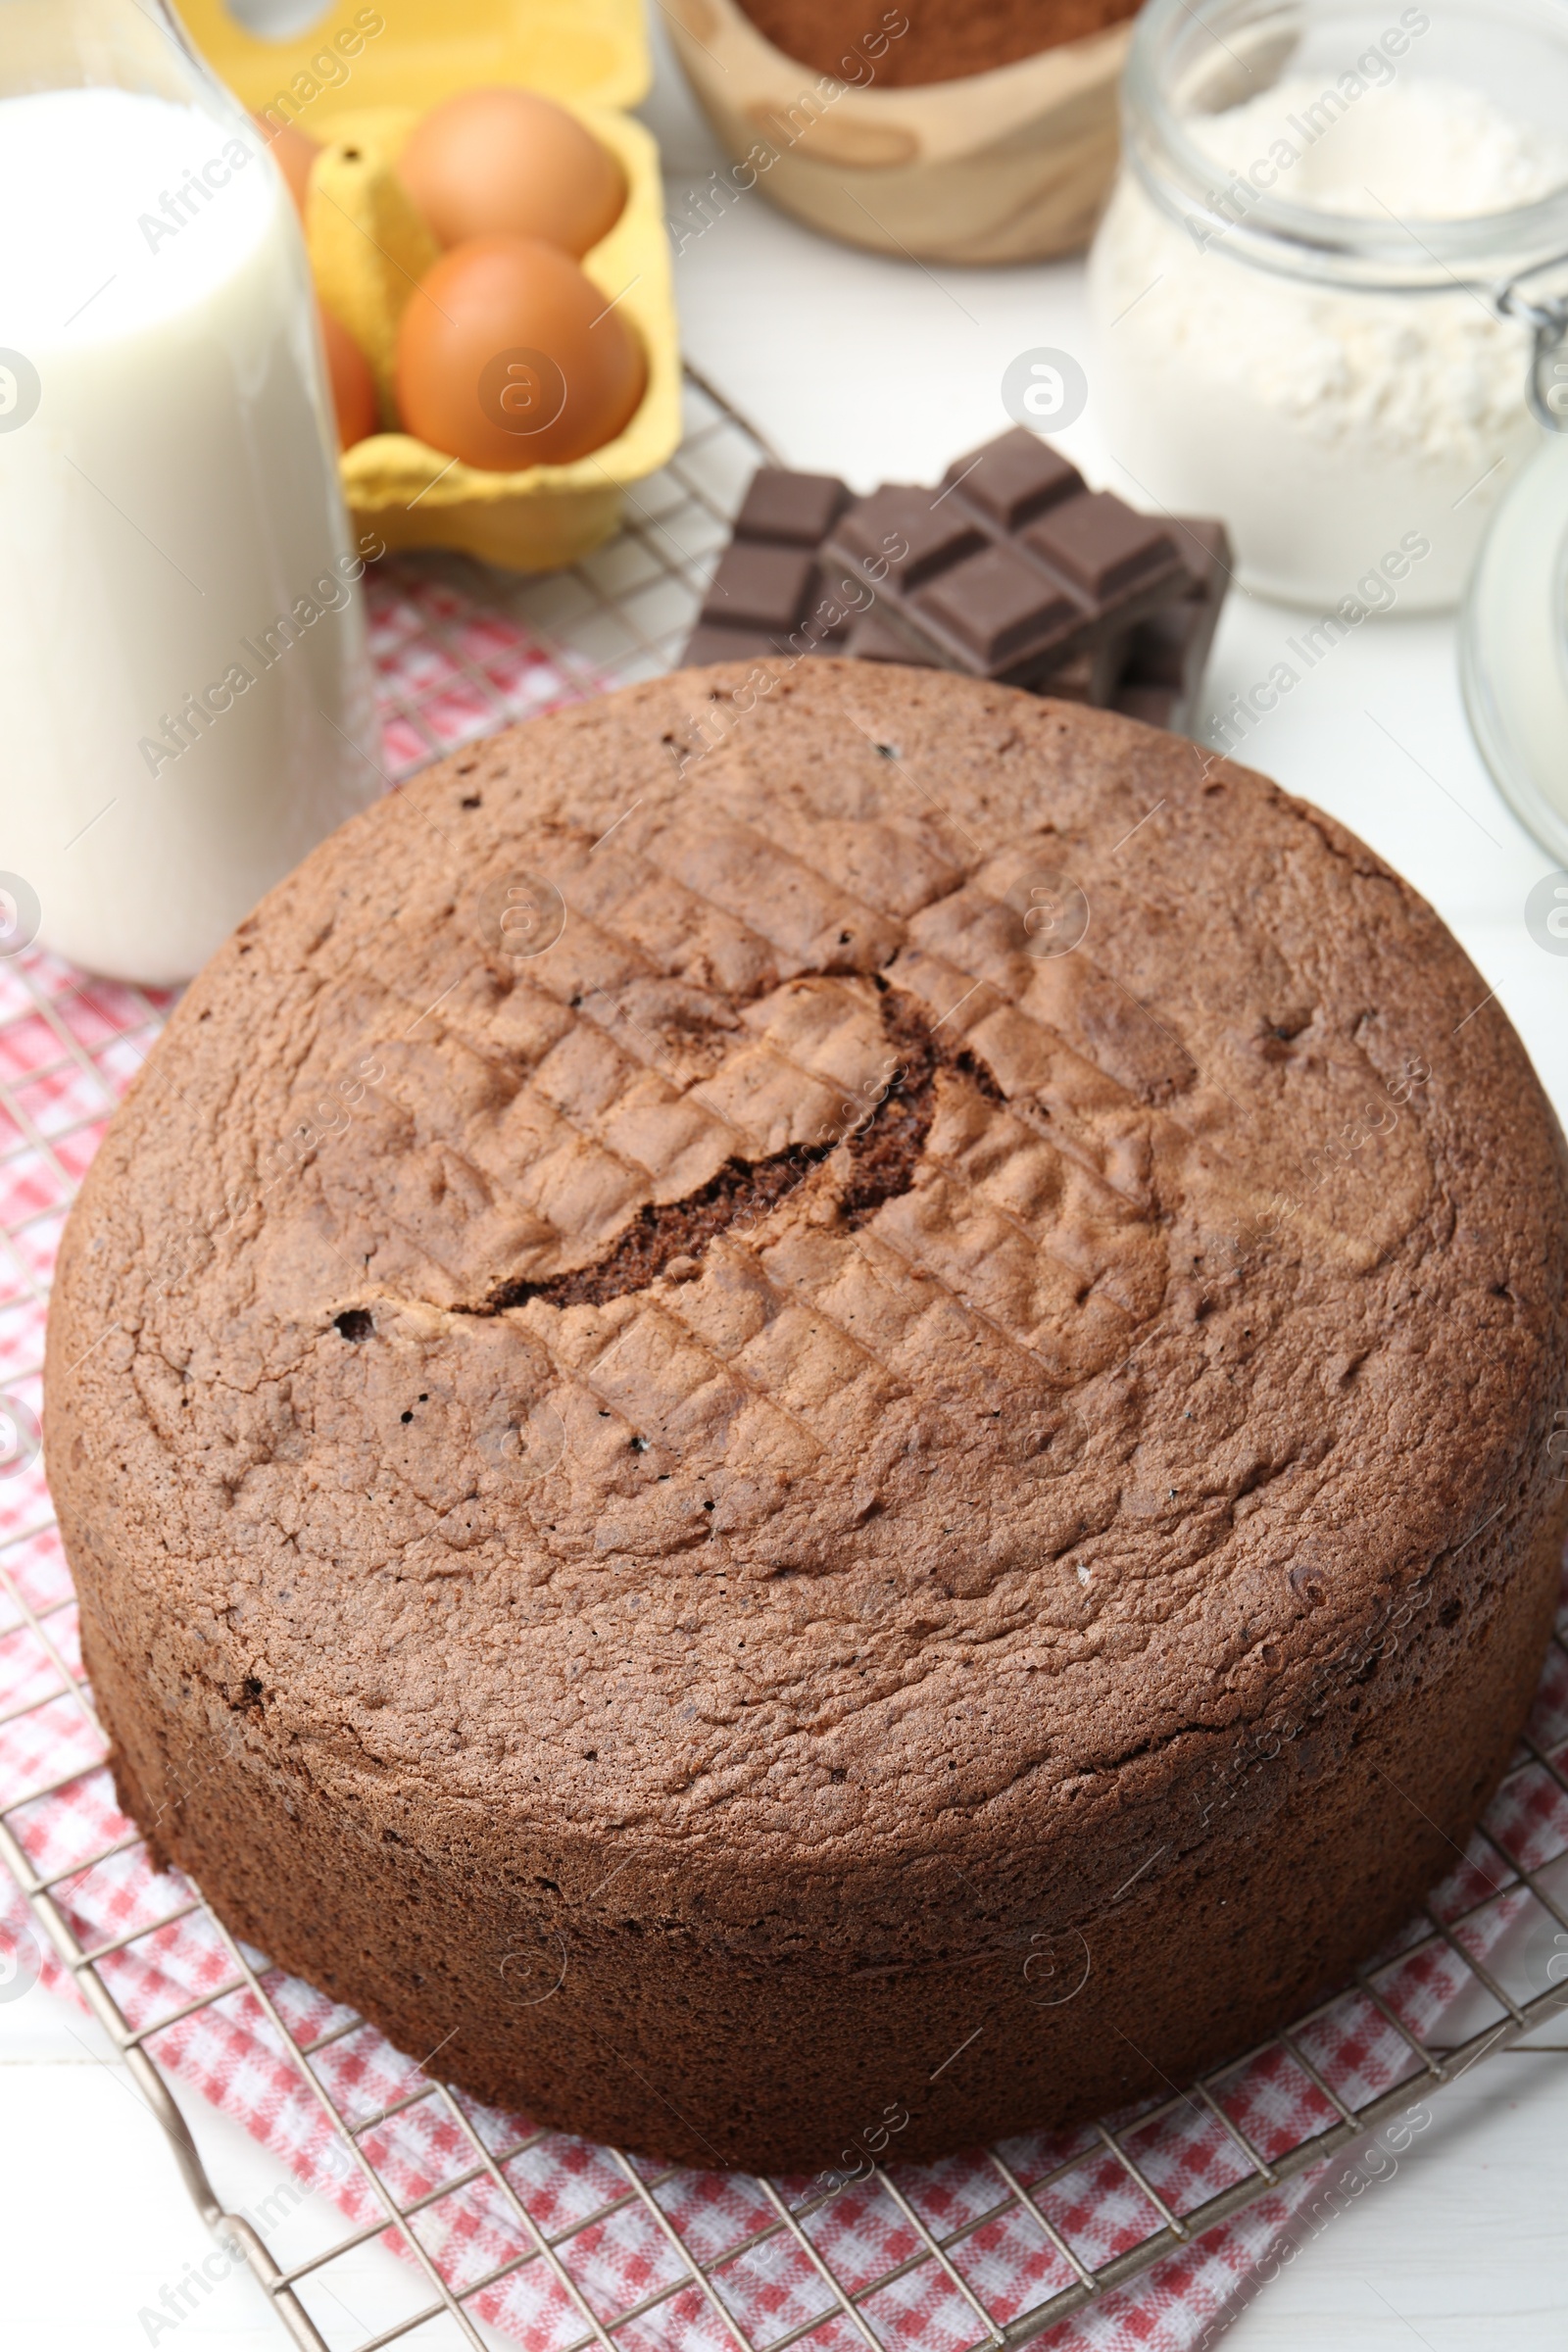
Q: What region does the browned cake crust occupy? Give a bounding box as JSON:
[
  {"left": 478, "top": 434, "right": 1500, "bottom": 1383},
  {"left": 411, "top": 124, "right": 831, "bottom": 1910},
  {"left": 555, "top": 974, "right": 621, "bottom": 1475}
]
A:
[{"left": 46, "top": 663, "right": 1568, "bottom": 2173}]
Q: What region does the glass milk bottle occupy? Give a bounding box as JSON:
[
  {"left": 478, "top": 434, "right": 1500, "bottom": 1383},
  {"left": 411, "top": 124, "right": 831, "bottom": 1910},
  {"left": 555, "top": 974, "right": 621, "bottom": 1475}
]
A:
[{"left": 0, "top": 0, "right": 380, "bottom": 985}]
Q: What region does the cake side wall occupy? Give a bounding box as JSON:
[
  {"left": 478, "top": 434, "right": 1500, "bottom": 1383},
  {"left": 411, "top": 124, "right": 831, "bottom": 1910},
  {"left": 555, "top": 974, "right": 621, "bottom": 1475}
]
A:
[{"left": 67, "top": 1482, "right": 1563, "bottom": 2172}]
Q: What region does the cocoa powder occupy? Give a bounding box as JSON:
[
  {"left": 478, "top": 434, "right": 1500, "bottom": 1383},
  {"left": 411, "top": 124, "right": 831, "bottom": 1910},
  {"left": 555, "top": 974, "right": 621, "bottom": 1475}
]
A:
[{"left": 736, "top": 0, "right": 1141, "bottom": 87}]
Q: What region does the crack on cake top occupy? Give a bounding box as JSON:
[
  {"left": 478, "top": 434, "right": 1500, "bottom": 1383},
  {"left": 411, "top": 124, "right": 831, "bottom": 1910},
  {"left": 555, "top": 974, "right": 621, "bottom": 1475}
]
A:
[{"left": 466, "top": 987, "right": 1004, "bottom": 1315}]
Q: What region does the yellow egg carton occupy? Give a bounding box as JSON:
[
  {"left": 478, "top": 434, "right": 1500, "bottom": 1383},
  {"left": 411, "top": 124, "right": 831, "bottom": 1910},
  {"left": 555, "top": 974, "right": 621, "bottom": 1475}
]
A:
[{"left": 183, "top": 0, "right": 679, "bottom": 570}]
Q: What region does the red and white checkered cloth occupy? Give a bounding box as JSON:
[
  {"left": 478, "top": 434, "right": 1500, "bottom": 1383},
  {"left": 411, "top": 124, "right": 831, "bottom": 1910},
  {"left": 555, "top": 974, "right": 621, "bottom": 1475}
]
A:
[{"left": 2, "top": 564, "right": 1567, "bottom": 2352}]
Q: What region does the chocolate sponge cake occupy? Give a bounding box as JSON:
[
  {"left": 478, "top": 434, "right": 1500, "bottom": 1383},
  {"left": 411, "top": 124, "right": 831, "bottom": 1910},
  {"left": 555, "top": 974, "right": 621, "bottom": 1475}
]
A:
[{"left": 46, "top": 662, "right": 1568, "bottom": 2173}]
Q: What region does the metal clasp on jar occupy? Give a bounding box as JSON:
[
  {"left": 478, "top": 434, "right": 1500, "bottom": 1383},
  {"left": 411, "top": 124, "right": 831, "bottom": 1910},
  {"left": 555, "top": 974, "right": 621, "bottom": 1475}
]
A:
[{"left": 1493, "top": 262, "right": 1568, "bottom": 431}]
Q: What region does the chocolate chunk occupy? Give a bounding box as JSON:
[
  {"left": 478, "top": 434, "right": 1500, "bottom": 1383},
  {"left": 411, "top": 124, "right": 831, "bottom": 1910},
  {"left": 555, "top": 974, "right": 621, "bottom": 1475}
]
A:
[
  {"left": 943, "top": 428, "right": 1081, "bottom": 529},
  {"left": 685, "top": 593, "right": 857, "bottom": 666},
  {"left": 682, "top": 621, "right": 792, "bottom": 665},
  {"left": 835, "top": 487, "right": 986, "bottom": 589},
  {"left": 734, "top": 466, "right": 851, "bottom": 546},
  {"left": 914, "top": 542, "right": 1076, "bottom": 666},
  {"left": 1122, "top": 609, "right": 1195, "bottom": 690},
  {"left": 1112, "top": 518, "right": 1233, "bottom": 734},
  {"left": 843, "top": 612, "right": 938, "bottom": 665},
  {"left": 1111, "top": 683, "right": 1183, "bottom": 729},
  {"left": 703, "top": 541, "right": 818, "bottom": 632},
  {"left": 1023, "top": 491, "right": 1179, "bottom": 601},
  {"left": 687, "top": 594, "right": 915, "bottom": 670},
  {"left": 1037, "top": 637, "right": 1132, "bottom": 707}
]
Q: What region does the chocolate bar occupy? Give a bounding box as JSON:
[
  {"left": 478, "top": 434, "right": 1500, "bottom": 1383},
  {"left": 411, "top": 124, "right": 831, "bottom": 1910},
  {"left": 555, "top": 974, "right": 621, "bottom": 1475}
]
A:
[
  {"left": 678, "top": 440, "right": 1231, "bottom": 737},
  {"left": 825, "top": 429, "right": 1189, "bottom": 687}
]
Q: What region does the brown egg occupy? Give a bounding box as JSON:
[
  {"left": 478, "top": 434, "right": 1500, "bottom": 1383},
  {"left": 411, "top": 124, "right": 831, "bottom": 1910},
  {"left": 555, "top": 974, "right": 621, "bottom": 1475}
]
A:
[
  {"left": 318, "top": 302, "right": 379, "bottom": 450},
  {"left": 397, "top": 87, "right": 626, "bottom": 259},
  {"left": 255, "top": 115, "right": 319, "bottom": 216},
  {"left": 394, "top": 235, "right": 646, "bottom": 471}
]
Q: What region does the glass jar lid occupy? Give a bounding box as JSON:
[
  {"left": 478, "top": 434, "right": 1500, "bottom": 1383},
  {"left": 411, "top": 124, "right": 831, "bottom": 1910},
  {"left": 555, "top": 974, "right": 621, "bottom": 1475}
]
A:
[{"left": 1122, "top": 0, "right": 1568, "bottom": 298}]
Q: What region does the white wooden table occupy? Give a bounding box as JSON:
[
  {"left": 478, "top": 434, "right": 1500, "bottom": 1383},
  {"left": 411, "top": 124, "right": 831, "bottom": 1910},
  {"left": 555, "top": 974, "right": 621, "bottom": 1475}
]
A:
[{"left": 2, "top": 17, "right": 1564, "bottom": 2346}]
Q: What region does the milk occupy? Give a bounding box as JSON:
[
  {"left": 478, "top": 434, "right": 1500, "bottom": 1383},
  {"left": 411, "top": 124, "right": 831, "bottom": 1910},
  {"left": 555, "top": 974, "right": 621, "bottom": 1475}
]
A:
[{"left": 0, "top": 85, "right": 380, "bottom": 984}]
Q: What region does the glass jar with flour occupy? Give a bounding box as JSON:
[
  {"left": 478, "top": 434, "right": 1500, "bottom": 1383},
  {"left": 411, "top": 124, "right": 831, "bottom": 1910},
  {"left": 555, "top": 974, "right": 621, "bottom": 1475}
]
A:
[
  {"left": 1088, "top": 0, "right": 1568, "bottom": 608},
  {"left": 0, "top": 0, "right": 379, "bottom": 985}
]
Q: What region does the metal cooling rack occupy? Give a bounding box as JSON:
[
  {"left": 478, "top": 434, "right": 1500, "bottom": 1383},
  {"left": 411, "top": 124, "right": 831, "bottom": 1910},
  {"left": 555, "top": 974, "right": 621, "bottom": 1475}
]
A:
[{"left": 2, "top": 367, "right": 1568, "bottom": 2352}]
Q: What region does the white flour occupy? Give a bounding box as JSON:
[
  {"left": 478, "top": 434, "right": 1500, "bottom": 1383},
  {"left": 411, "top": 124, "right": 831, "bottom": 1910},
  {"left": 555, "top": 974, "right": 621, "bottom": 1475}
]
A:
[
  {"left": 1088, "top": 76, "right": 1568, "bottom": 607},
  {"left": 1192, "top": 73, "right": 1568, "bottom": 217}
]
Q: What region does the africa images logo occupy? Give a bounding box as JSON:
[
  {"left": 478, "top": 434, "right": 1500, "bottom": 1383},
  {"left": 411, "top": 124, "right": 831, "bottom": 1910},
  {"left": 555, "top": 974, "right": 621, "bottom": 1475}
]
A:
[{"left": 1525, "top": 870, "right": 1568, "bottom": 955}]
